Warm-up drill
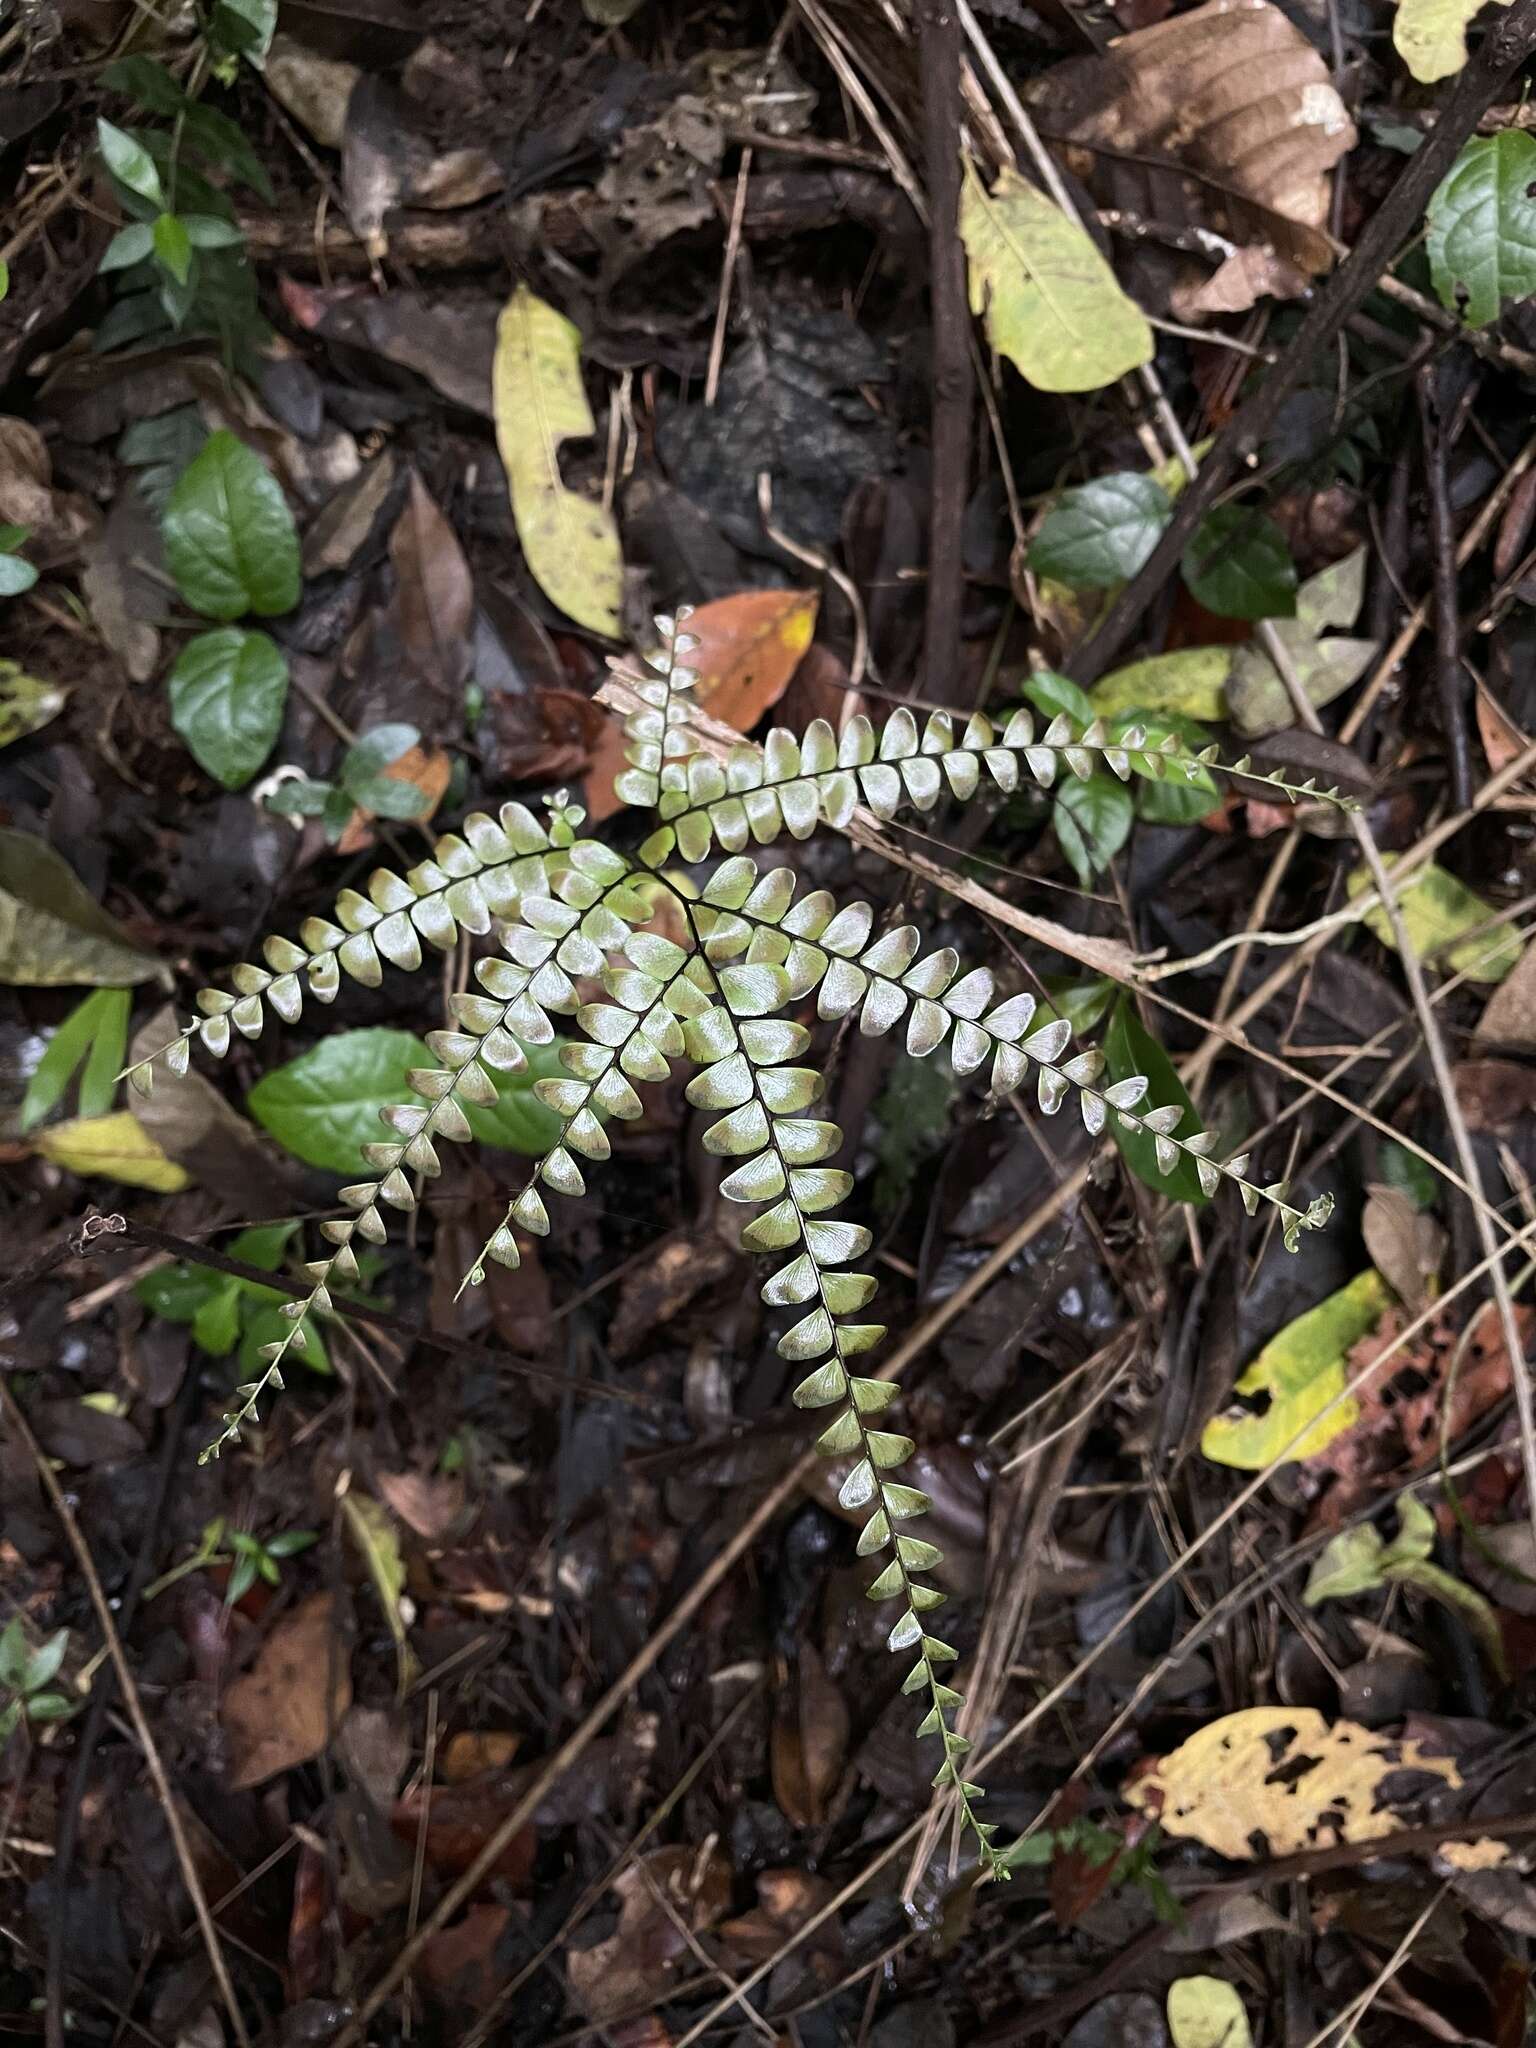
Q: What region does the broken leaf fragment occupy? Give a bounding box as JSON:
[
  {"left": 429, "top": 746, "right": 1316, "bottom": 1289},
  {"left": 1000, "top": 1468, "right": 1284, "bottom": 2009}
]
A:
[
  {"left": 1201, "top": 1269, "right": 1392, "bottom": 1469},
  {"left": 492, "top": 285, "right": 623, "bottom": 638},
  {"left": 1126, "top": 1705, "right": 1460, "bottom": 1857},
  {"left": 959, "top": 160, "right": 1152, "bottom": 394},
  {"left": 1225, "top": 547, "right": 1377, "bottom": 738}
]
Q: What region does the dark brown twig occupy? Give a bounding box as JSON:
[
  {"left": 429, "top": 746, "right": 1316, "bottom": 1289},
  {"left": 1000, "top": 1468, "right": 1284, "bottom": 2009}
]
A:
[
  {"left": 1418, "top": 358, "right": 1475, "bottom": 809},
  {"left": 916, "top": 0, "right": 973, "bottom": 703},
  {"left": 1064, "top": 0, "right": 1536, "bottom": 684}
]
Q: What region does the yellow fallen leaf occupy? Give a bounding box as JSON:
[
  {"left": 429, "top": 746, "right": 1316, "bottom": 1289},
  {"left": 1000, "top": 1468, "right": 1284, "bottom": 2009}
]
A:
[
  {"left": 960, "top": 160, "right": 1152, "bottom": 394},
  {"left": 1201, "top": 1269, "right": 1391, "bottom": 1469},
  {"left": 0, "top": 662, "right": 65, "bottom": 751},
  {"left": 492, "top": 285, "right": 623, "bottom": 638},
  {"left": 1168, "top": 1977, "right": 1253, "bottom": 2048},
  {"left": 1091, "top": 646, "right": 1230, "bottom": 722},
  {"left": 1394, "top": 0, "right": 1510, "bottom": 82},
  {"left": 1127, "top": 1706, "right": 1461, "bottom": 1858},
  {"left": 1348, "top": 858, "right": 1523, "bottom": 984},
  {"left": 35, "top": 1110, "right": 190, "bottom": 1192}
]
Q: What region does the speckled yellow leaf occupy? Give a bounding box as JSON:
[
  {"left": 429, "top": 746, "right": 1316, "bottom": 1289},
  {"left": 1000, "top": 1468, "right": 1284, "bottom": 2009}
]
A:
[
  {"left": 1168, "top": 1978, "right": 1253, "bottom": 2048},
  {"left": 1201, "top": 1269, "right": 1391, "bottom": 1469},
  {"left": 492, "top": 285, "right": 623, "bottom": 637},
  {"left": 1091, "top": 646, "right": 1230, "bottom": 721},
  {"left": 1347, "top": 858, "right": 1523, "bottom": 983},
  {"left": 35, "top": 1110, "right": 190, "bottom": 1191},
  {"left": 960, "top": 160, "right": 1152, "bottom": 394},
  {"left": 1394, "top": 0, "right": 1509, "bottom": 83},
  {"left": 1127, "top": 1706, "right": 1460, "bottom": 1859}
]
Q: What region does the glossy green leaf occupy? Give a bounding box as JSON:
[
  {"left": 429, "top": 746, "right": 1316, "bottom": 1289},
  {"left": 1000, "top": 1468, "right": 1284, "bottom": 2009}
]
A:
[
  {"left": 1054, "top": 774, "right": 1134, "bottom": 885},
  {"left": 1102, "top": 996, "right": 1208, "bottom": 1205},
  {"left": 152, "top": 212, "right": 192, "bottom": 284},
  {"left": 1427, "top": 131, "right": 1536, "bottom": 325},
  {"left": 1022, "top": 669, "right": 1096, "bottom": 727},
  {"left": 210, "top": 0, "right": 278, "bottom": 65},
  {"left": 97, "top": 118, "right": 164, "bottom": 206},
  {"left": 1182, "top": 505, "right": 1297, "bottom": 621},
  {"left": 168, "top": 627, "right": 288, "bottom": 789},
  {"left": 162, "top": 430, "right": 300, "bottom": 620},
  {"left": 1028, "top": 473, "right": 1171, "bottom": 590}
]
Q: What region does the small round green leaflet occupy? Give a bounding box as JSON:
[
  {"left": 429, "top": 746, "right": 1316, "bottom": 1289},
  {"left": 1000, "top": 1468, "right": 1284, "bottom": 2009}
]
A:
[
  {"left": 162, "top": 429, "right": 301, "bottom": 620},
  {"left": 168, "top": 627, "right": 289, "bottom": 789},
  {"left": 1028, "top": 473, "right": 1171, "bottom": 590}
]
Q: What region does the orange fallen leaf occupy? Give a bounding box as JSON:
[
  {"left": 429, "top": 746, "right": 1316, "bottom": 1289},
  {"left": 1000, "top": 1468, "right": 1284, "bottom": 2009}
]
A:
[{"left": 585, "top": 589, "right": 817, "bottom": 820}]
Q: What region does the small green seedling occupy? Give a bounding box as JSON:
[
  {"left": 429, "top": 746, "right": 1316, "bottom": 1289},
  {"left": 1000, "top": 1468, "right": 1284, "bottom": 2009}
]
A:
[
  {"left": 0, "top": 1619, "right": 73, "bottom": 1741},
  {"left": 145, "top": 1515, "right": 317, "bottom": 1606},
  {"left": 137, "top": 1221, "right": 331, "bottom": 1378}
]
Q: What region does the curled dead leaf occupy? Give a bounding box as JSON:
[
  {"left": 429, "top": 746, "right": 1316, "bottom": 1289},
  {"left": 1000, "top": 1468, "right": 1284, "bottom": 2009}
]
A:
[{"left": 1031, "top": 0, "right": 1357, "bottom": 315}]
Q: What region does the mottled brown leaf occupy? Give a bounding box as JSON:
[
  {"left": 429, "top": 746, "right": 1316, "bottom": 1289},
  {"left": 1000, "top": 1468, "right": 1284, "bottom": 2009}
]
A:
[{"left": 1032, "top": 0, "right": 1356, "bottom": 314}]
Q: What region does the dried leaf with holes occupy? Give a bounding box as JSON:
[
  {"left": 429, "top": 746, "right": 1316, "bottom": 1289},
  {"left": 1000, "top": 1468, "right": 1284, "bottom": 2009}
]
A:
[
  {"left": 1030, "top": 0, "right": 1356, "bottom": 316},
  {"left": 1126, "top": 1707, "right": 1461, "bottom": 1858}
]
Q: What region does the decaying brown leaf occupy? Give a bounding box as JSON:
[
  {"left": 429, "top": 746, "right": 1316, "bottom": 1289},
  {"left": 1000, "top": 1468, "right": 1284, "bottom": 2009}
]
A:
[
  {"left": 1475, "top": 941, "right": 1536, "bottom": 1052},
  {"left": 684, "top": 588, "right": 820, "bottom": 733},
  {"left": 608, "top": 1233, "right": 739, "bottom": 1358},
  {"left": 771, "top": 1642, "right": 850, "bottom": 1829},
  {"left": 222, "top": 1592, "right": 352, "bottom": 1789},
  {"left": 1302, "top": 1298, "right": 1534, "bottom": 1523},
  {"left": 566, "top": 1847, "right": 733, "bottom": 2024},
  {"left": 1126, "top": 1706, "right": 1460, "bottom": 1857},
  {"left": 1030, "top": 0, "right": 1357, "bottom": 315}
]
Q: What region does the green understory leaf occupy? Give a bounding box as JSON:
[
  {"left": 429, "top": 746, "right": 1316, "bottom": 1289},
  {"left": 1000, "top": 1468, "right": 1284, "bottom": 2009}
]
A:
[
  {"left": 20, "top": 988, "right": 130, "bottom": 1133},
  {"left": 1103, "top": 997, "right": 1208, "bottom": 1206},
  {"left": 168, "top": 627, "right": 289, "bottom": 789},
  {"left": 1201, "top": 1269, "right": 1392, "bottom": 1469},
  {"left": 248, "top": 1027, "right": 566, "bottom": 1174},
  {"left": 959, "top": 159, "right": 1152, "bottom": 395},
  {"left": 162, "top": 430, "right": 300, "bottom": 620},
  {"left": 1427, "top": 129, "right": 1536, "bottom": 326},
  {"left": 1055, "top": 773, "right": 1134, "bottom": 884},
  {"left": 1182, "top": 505, "right": 1297, "bottom": 621},
  {"left": 97, "top": 117, "right": 164, "bottom": 206},
  {"left": 1028, "top": 473, "right": 1171, "bottom": 589}
]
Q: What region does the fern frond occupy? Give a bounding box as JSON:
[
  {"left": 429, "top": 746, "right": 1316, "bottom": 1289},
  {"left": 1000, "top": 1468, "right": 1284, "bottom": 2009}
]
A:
[
  {"left": 129, "top": 604, "right": 1340, "bottom": 1872},
  {"left": 124, "top": 800, "right": 568, "bottom": 1096}
]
